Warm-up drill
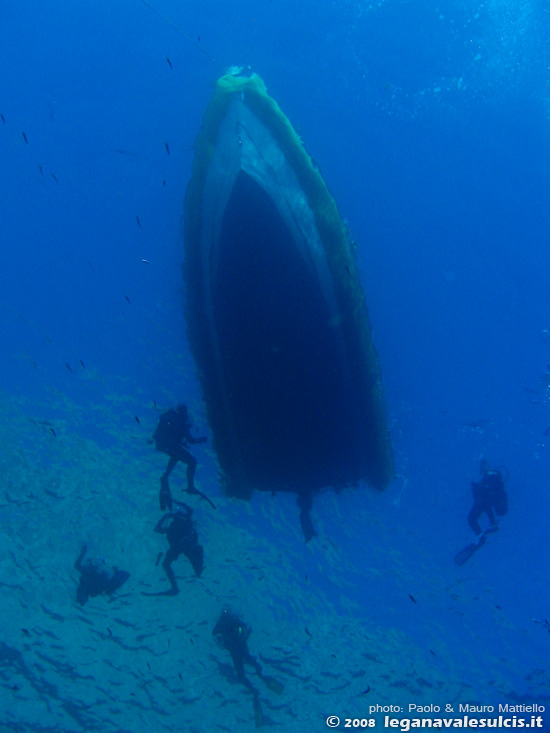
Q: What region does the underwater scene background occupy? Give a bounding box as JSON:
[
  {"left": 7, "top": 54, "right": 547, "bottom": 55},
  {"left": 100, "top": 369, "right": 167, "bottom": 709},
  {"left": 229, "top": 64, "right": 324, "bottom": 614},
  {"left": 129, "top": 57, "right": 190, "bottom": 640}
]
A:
[{"left": 1, "top": 0, "right": 549, "bottom": 730}]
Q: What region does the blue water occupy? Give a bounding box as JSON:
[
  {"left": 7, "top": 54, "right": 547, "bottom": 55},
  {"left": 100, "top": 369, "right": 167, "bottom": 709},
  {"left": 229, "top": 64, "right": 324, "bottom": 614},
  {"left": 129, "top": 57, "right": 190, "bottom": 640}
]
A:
[{"left": 1, "top": 1, "right": 549, "bottom": 731}]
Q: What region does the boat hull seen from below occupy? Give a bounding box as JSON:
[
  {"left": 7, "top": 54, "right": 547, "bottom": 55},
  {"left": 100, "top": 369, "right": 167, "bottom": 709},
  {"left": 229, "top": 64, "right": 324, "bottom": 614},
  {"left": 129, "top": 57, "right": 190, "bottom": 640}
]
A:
[{"left": 183, "top": 73, "right": 393, "bottom": 502}]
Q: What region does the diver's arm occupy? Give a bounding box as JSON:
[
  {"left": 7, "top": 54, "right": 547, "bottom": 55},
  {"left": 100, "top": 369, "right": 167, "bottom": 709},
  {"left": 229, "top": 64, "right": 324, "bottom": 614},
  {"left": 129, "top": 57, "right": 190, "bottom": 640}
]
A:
[
  {"left": 184, "top": 425, "right": 207, "bottom": 445},
  {"left": 187, "top": 433, "right": 207, "bottom": 445}
]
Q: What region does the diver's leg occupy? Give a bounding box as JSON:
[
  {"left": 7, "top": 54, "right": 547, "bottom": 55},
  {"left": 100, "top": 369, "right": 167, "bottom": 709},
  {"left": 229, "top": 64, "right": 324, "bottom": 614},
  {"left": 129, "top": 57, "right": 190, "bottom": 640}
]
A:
[
  {"left": 485, "top": 507, "right": 498, "bottom": 532},
  {"left": 229, "top": 650, "right": 246, "bottom": 680},
  {"left": 297, "top": 490, "right": 316, "bottom": 542},
  {"left": 467, "top": 503, "right": 483, "bottom": 536},
  {"left": 164, "top": 455, "right": 178, "bottom": 479},
  {"left": 486, "top": 507, "right": 496, "bottom": 525},
  {"left": 178, "top": 449, "right": 197, "bottom": 491},
  {"left": 159, "top": 456, "right": 178, "bottom": 510},
  {"left": 159, "top": 475, "right": 173, "bottom": 511},
  {"left": 183, "top": 542, "right": 204, "bottom": 577},
  {"left": 162, "top": 548, "right": 180, "bottom": 594},
  {"left": 244, "top": 651, "right": 263, "bottom": 677},
  {"left": 230, "top": 650, "right": 263, "bottom": 726}
]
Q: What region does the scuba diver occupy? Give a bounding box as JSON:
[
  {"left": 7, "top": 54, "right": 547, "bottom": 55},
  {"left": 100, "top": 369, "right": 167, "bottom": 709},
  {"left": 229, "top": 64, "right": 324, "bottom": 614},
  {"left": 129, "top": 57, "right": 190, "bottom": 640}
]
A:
[
  {"left": 468, "top": 459, "right": 508, "bottom": 541},
  {"left": 152, "top": 404, "right": 215, "bottom": 510},
  {"left": 144, "top": 502, "right": 203, "bottom": 596},
  {"left": 74, "top": 546, "right": 130, "bottom": 606},
  {"left": 455, "top": 459, "right": 509, "bottom": 565},
  {"left": 213, "top": 608, "right": 284, "bottom": 728}
]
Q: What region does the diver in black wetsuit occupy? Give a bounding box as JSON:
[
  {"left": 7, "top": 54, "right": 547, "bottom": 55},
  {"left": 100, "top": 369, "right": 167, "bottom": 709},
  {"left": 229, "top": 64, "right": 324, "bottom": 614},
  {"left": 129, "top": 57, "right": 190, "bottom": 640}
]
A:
[
  {"left": 145, "top": 503, "right": 203, "bottom": 596},
  {"left": 468, "top": 460, "right": 508, "bottom": 542},
  {"left": 213, "top": 608, "right": 284, "bottom": 728},
  {"left": 152, "top": 404, "right": 213, "bottom": 510},
  {"left": 74, "top": 546, "right": 129, "bottom": 606}
]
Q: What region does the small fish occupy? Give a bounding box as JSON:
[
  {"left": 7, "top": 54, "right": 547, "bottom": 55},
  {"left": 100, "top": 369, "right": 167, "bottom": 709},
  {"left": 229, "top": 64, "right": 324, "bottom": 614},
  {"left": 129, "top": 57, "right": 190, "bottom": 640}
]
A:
[
  {"left": 134, "top": 415, "right": 140, "bottom": 424},
  {"left": 136, "top": 215, "right": 141, "bottom": 227},
  {"left": 141, "top": 258, "right": 150, "bottom": 264},
  {"left": 80, "top": 360, "right": 85, "bottom": 369},
  {"left": 408, "top": 594, "right": 417, "bottom": 604},
  {"left": 0, "top": 113, "right": 5, "bottom": 124},
  {"left": 304, "top": 575, "right": 308, "bottom": 582},
  {"left": 197, "top": 35, "right": 200, "bottom": 42},
  {"left": 65, "top": 362, "right": 73, "bottom": 372},
  {"left": 258, "top": 575, "right": 264, "bottom": 581},
  {"left": 166, "top": 57, "right": 172, "bottom": 69},
  {"left": 429, "top": 649, "right": 436, "bottom": 657},
  {"left": 465, "top": 420, "right": 489, "bottom": 430},
  {"left": 38, "top": 165, "right": 43, "bottom": 175},
  {"left": 107, "top": 627, "right": 113, "bottom": 636},
  {"left": 22, "top": 131, "right": 28, "bottom": 143},
  {"left": 162, "top": 179, "right": 166, "bottom": 187},
  {"left": 165, "top": 141, "right": 170, "bottom": 155},
  {"left": 124, "top": 294, "right": 130, "bottom": 303},
  {"left": 305, "top": 627, "right": 312, "bottom": 638},
  {"left": 50, "top": 428, "right": 56, "bottom": 438},
  {"left": 362, "top": 686, "right": 371, "bottom": 695},
  {"left": 21, "top": 629, "right": 30, "bottom": 637},
  {"left": 51, "top": 173, "right": 57, "bottom": 182}
]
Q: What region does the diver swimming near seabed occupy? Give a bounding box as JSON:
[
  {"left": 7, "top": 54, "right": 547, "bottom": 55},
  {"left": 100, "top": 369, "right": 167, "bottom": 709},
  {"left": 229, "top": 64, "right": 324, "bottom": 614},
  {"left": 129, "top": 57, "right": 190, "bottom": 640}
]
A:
[
  {"left": 74, "top": 546, "right": 130, "bottom": 606},
  {"left": 151, "top": 404, "right": 215, "bottom": 510},
  {"left": 454, "top": 459, "right": 509, "bottom": 565},
  {"left": 213, "top": 608, "right": 284, "bottom": 728},
  {"left": 467, "top": 459, "right": 508, "bottom": 539},
  {"left": 143, "top": 502, "right": 204, "bottom": 596}
]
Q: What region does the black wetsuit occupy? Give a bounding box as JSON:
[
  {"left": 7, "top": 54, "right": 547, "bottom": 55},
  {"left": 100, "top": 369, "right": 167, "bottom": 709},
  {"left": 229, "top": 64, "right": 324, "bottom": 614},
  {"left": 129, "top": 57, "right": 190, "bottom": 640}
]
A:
[
  {"left": 74, "top": 546, "right": 129, "bottom": 606},
  {"left": 213, "top": 611, "right": 263, "bottom": 688},
  {"left": 468, "top": 469, "right": 508, "bottom": 536},
  {"left": 153, "top": 405, "right": 207, "bottom": 510},
  {"left": 153, "top": 505, "right": 203, "bottom": 594},
  {"left": 213, "top": 609, "right": 284, "bottom": 726}
]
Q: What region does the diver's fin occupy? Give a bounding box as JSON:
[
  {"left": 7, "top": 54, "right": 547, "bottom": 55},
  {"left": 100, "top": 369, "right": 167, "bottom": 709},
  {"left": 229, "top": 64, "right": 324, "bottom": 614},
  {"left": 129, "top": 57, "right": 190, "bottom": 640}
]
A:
[
  {"left": 454, "top": 532, "right": 487, "bottom": 566},
  {"left": 263, "top": 675, "right": 284, "bottom": 694},
  {"left": 185, "top": 486, "right": 216, "bottom": 510},
  {"left": 107, "top": 570, "right": 130, "bottom": 594},
  {"left": 253, "top": 696, "right": 264, "bottom": 728},
  {"left": 159, "top": 482, "right": 172, "bottom": 511}
]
